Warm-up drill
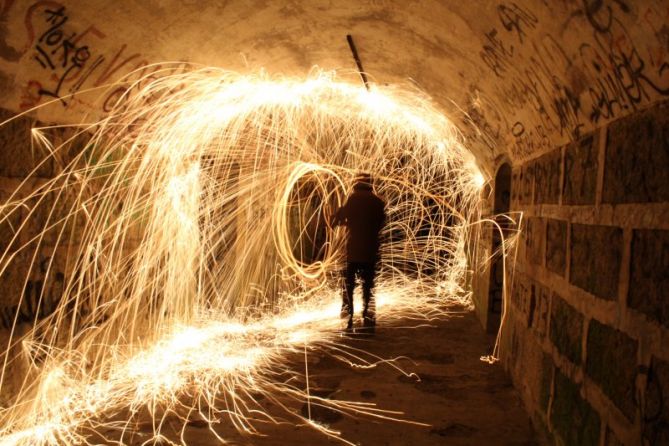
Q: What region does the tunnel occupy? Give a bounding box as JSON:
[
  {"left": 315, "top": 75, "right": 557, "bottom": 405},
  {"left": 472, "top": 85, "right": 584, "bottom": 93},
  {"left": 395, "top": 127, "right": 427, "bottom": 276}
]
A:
[{"left": 0, "top": 1, "right": 668, "bottom": 445}]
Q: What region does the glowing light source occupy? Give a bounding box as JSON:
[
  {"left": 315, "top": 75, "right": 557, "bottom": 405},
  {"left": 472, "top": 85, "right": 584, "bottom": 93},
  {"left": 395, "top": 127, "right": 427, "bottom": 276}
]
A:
[
  {"left": 472, "top": 169, "right": 486, "bottom": 189},
  {"left": 0, "top": 67, "right": 502, "bottom": 445}
]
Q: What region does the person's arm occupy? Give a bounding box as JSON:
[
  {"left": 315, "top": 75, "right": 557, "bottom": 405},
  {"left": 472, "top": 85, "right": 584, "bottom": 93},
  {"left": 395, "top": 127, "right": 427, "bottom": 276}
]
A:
[{"left": 330, "top": 204, "right": 347, "bottom": 227}]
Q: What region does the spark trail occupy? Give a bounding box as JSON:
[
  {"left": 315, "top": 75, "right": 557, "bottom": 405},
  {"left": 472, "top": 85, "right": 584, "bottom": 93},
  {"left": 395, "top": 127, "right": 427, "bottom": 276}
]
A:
[{"left": 0, "top": 67, "right": 488, "bottom": 445}]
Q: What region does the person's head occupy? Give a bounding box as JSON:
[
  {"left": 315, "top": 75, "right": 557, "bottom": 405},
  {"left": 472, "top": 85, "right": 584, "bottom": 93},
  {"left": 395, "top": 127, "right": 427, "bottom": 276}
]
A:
[{"left": 353, "top": 172, "right": 373, "bottom": 191}]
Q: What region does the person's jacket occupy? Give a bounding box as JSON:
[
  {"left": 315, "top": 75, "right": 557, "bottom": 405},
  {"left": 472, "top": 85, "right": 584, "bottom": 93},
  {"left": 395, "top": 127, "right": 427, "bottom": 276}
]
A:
[{"left": 332, "top": 183, "right": 386, "bottom": 263}]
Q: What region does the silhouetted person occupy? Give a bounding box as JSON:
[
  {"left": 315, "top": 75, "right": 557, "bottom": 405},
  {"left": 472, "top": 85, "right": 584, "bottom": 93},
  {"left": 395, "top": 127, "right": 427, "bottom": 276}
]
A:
[{"left": 331, "top": 173, "right": 386, "bottom": 330}]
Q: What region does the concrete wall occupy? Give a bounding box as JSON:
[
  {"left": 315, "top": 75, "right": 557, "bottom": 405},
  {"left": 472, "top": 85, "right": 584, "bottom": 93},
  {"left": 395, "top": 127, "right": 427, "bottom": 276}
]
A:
[
  {"left": 0, "top": 106, "right": 86, "bottom": 334},
  {"left": 500, "top": 99, "right": 669, "bottom": 445}
]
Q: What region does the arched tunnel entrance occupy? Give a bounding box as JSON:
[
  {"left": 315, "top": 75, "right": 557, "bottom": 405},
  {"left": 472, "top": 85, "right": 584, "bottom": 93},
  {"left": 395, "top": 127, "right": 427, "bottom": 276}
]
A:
[{"left": 0, "top": 2, "right": 667, "bottom": 445}]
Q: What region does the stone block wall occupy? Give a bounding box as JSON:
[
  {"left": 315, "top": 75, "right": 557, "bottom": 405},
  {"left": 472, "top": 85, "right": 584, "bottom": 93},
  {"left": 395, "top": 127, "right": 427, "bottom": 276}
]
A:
[{"left": 501, "top": 100, "right": 669, "bottom": 445}]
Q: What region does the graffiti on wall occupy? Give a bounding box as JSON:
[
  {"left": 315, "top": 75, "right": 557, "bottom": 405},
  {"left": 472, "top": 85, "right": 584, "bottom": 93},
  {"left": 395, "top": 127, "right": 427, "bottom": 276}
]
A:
[
  {"left": 476, "top": 0, "right": 669, "bottom": 160},
  {"left": 581, "top": 1, "right": 669, "bottom": 124},
  {"left": 8, "top": 2, "right": 188, "bottom": 114},
  {"left": 27, "top": 5, "right": 97, "bottom": 107},
  {"left": 0, "top": 254, "right": 65, "bottom": 330}
]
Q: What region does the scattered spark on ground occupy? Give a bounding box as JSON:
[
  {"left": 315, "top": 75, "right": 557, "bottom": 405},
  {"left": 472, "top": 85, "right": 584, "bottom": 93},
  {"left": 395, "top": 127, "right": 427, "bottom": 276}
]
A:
[{"left": 0, "top": 67, "right": 515, "bottom": 445}]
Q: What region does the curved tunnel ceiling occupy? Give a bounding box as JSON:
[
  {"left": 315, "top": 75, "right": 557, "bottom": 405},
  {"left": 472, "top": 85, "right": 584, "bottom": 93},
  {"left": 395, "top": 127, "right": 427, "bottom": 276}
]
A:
[{"left": 0, "top": 0, "right": 667, "bottom": 170}]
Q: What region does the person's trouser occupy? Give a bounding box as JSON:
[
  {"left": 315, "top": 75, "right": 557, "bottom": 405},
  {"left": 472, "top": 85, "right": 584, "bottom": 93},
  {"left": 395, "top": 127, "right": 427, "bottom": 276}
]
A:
[{"left": 341, "top": 261, "right": 377, "bottom": 323}]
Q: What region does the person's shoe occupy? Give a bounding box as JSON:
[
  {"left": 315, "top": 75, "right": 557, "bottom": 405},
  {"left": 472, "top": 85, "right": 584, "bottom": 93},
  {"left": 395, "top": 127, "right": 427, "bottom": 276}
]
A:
[{"left": 361, "top": 315, "right": 375, "bottom": 335}]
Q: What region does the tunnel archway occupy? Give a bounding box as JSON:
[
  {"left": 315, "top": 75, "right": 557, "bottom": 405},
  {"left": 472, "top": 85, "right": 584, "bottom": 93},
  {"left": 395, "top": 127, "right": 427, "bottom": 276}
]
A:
[{"left": 0, "top": 2, "right": 667, "bottom": 445}]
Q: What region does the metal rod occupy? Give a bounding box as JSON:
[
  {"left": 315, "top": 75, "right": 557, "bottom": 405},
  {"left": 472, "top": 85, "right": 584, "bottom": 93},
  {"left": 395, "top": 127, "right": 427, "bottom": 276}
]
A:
[{"left": 346, "top": 34, "right": 370, "bottom": 91}]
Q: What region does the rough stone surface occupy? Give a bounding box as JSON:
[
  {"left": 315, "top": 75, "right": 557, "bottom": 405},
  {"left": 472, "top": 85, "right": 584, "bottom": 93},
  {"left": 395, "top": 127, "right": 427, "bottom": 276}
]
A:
[
  {"left": 511, "top": 273, "right": 531, "bottom": 320},
  {"left": 0, "top": 251, "right": 28, "bottom": 311},
  {"left": 585, "top": 319, "right": 638, "bottom": 421},
  {"left": 511, "top": 272, "right": 549, "bottom": 338},
  {"left": 628, "top": 229, "right": 669, "bottom": 328},
  {"left": 563, "top": 132, "right": 598, "bottom": 205},
  {"left": 604, "top": 428, "right": 623, "bottom": 446},
  {"left": 524, "top": 217, "right": 544, "bottom": 266},
  {"left": 539, "top": 353, "right": 552, "bottom": 414},
  {"left": 603, "top": 101, "right": 669, "bottom": 204},
  {"left": 518, "top": 162, "right": 534, "bottom": 206},
  {"left": 0, "top": 109, "right": 53, "bottom": 178},
  {"left": 550, "top": 294, "right": 583, "bottom": 365},
  {"left": 511, "top": 168, "right": 520, "bottom": 206},
  {"left": 493, "top": 163, "right": 511, "bottom": 214},
  {"left": 570, "top": 223, "right": 622, "bottom": 300},
  {"left": 0, "top": 245, "right": 70, "bottom": 328},
  {"left": 644, "top": 356, "right": 669, "bottom": 445},
  {"left": 0, "top": 188, "right": 22, "bottom": 253},
  {"left": 545, "top": 219, "right": 567, "bottom": 276},
  {"left": 528, "top": 280, "right": 549, "bottom": 339},
  {"left": 534, "top": 149, "right": 561, "bottom": 204},
  {"left": 500, "top": 310, "right": 518, "bottom": 371},
  {"left": 550, "top": 370, "right": 600, "bottom": 446}
]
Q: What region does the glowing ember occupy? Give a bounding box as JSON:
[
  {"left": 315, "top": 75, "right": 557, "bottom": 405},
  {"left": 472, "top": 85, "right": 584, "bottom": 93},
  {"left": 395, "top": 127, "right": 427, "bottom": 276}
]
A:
[{"left": 0, "top": 67, "right": 500, "bottom": 445}]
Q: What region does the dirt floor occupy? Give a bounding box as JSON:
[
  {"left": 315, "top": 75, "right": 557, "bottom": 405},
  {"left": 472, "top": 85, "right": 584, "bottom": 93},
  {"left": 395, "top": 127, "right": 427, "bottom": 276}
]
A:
[{"left": 111, "top": 306, "right": 539, "bottom": 446}]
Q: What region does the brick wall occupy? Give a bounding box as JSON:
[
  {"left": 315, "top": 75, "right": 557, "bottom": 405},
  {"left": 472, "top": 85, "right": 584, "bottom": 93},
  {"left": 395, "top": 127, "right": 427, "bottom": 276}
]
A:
[{"left": 501, "top": 100, "right": 669, "bottom": 445}]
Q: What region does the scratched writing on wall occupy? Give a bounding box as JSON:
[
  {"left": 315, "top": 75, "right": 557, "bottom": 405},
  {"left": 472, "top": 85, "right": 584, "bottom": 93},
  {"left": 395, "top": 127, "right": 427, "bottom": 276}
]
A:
[
  {"left": 580, "top": 0, "right": 669, "bottom": 124},
  {"left": 28, "top": 5, "right": 102, "bottom": 107},
  {"left": 20, "top": 2, "right": 189, "bottom": 113},
  {"left": 477, "top": 1, "right": 669, "bottom": 160}
]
